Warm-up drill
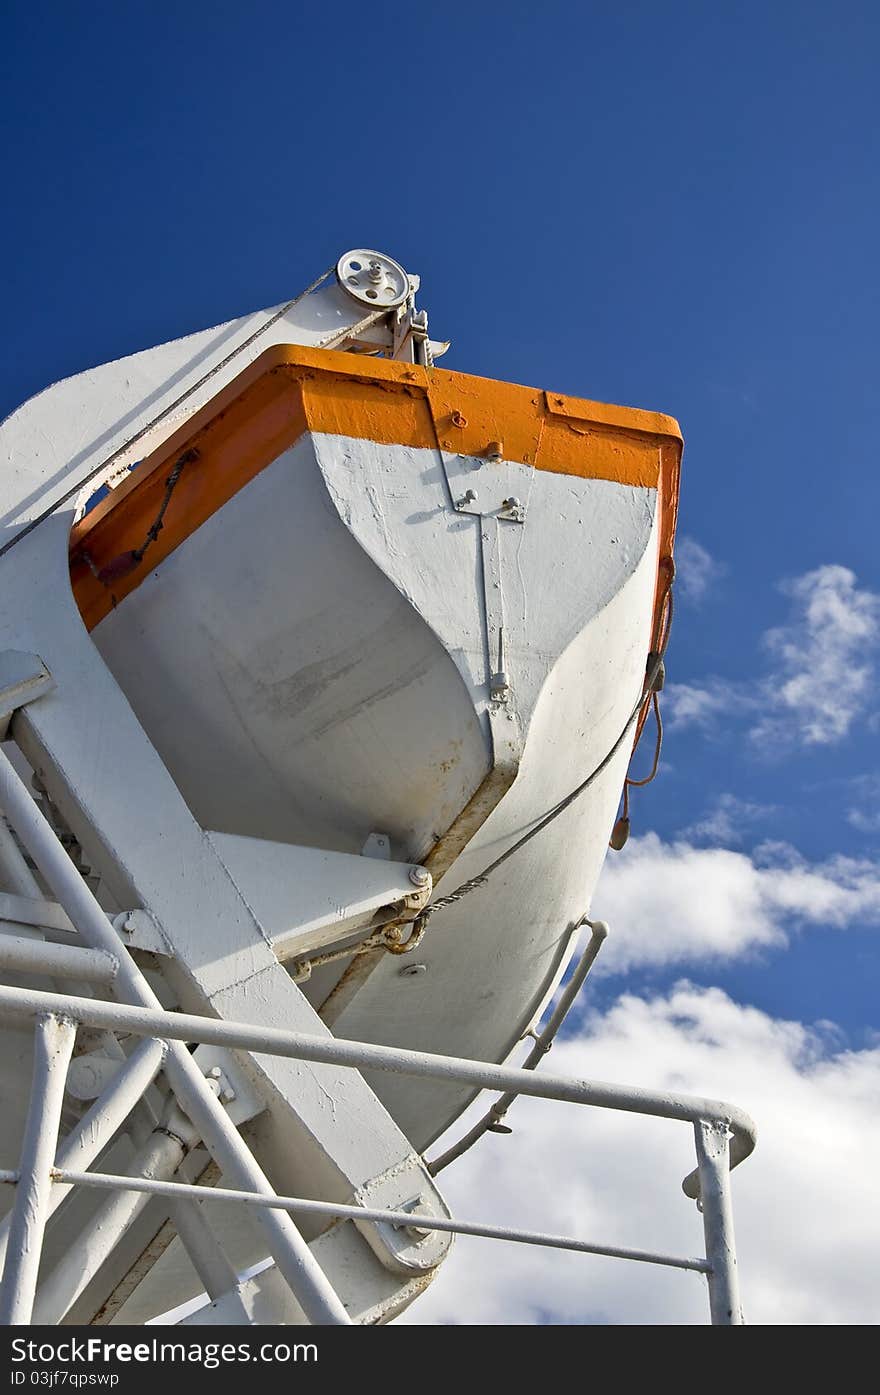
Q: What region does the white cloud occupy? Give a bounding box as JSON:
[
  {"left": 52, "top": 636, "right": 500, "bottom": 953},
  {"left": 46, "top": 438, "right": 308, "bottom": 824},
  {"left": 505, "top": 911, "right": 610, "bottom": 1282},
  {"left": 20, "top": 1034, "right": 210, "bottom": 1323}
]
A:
[
  {"left": 591, "top": 832, "right": 880, "bottom": 973},
  {"left": 756, "top": 566, "right": 880, "bottom": 747},
  {"left": 154, "top": 827, "right": 880, "bottom": 1329},
  {"left": 682, "top": 792, "right": 776, "bottom": 846},
  {"left": 666, "top": 565, "right": 880, "bottom": 749},
  {"left": 664, "top": 678, "right": 736, "bottom": 731},
  {"left": 847, "top": 775, "right": 880, "bottom": 834},
  {"left": 407, "top": 986, "right": 880, "bottom": 1325},
  {"left": 675, "top": 537, "right": 725, "bottom": 604}
]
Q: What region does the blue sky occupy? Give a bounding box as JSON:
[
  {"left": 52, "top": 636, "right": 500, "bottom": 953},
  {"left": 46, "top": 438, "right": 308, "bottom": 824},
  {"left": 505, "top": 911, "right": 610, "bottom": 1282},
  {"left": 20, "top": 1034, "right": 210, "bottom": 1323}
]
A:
[{"left": 4, "top": 2, "right": 879, "bottom": 1323}]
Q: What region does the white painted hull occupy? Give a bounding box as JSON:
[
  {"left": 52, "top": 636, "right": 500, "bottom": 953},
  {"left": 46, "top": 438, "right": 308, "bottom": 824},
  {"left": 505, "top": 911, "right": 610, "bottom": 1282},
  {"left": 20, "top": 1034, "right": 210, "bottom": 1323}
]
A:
[{"left": 92, "top": 429, "right": 660, "bottom": 1148}]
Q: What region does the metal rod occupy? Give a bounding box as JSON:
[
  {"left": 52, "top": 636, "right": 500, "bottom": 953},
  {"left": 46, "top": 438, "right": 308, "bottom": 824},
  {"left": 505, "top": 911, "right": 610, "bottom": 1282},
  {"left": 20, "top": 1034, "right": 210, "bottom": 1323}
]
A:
[
  {"left": 33, "top": 1128, "right": 186, "bottom": 1324},
  {"left": 0, "top": 815, "right": 42, "bottom": 897},
  {"left": 3, "top": 1169, "right": 709, "bottom": 1275},
  {"left": 0, "top": 747, "right": 350, "bottom": 1327},
  {"left": 0, "top": 1014, "right": 76, "bottom": 1324},
  {"left": 0, "top": 933, "right": 117, "bottom": 983},
  {"left": 0, "top": 1035, "right": 167, "bottom": 1269},
  {"left": 168, "top": 1198, "right": 240, "bottom": 1300},
  {"left": 0, "top": 815, "right": 47, "bottom": 938},
  {"left": 0, "top": 980, "right": 757, "bottom": 1176},
  {"left": 160, "top": 1051, "right": 352, "bottom": 1324},
  {"left": 430, "top": 920, "right": 608, "bottom": 1174},
  {"left": 695, "top": 1120, "right": 744, "bottom": 1324}
]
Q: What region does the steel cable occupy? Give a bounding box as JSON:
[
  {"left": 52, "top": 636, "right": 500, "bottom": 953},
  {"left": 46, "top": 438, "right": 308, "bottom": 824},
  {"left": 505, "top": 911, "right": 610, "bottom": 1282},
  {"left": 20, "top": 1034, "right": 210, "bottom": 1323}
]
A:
[{"left": 0, "top": 265, "right": 336, "bottom": 562}]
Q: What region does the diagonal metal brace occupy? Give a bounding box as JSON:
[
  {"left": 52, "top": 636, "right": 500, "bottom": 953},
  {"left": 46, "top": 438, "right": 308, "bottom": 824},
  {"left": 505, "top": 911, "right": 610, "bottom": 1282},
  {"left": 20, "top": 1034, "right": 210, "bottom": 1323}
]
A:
[{"left": 0, "top": 652, "right": 54, "bottom": 739}]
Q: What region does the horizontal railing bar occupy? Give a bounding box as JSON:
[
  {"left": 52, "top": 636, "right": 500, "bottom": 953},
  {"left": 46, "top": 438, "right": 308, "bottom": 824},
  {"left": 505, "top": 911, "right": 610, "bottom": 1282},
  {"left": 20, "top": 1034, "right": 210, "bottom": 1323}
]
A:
[
  {"left": 0, "top": 982, "right": 757, "bottom": 1180},
  {"left": 0, "top": 1168, "right": 710, "bottom": 1274}
]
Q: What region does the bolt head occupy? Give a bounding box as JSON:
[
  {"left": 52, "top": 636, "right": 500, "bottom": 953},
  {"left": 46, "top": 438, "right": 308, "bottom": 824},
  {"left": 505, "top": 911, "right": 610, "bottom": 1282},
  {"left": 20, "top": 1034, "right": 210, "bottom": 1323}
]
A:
[
  {"left": 409, "top": 865, "right": 430, "bottom": 887},
  {"left": 399, "top": 1196, "right": 435, "bottom": 1240}
]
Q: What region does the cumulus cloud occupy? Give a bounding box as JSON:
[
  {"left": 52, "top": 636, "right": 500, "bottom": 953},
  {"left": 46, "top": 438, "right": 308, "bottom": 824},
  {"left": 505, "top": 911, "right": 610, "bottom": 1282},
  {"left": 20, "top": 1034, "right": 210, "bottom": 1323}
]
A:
[
  {"left": 664, "top": 678, "right": 736, "bottom": 731},
  {"left": 756, "top": 566, "right": 880, "bottom": 746},
  {"left": 682, "top": 793, "right": 776, "bottom": 846},
  {"left": 675, "top": 536, "right": 725, "bottom": 604},
  {"left": 666, "top": 565, "right": 880, "bottom": 749},
  {"left": 156, "top": 828, "right": 880, "bottom": 1328},
  {"left": 589, "top": 832, "right": 880, "bottom": 974},
  {"left": 409, "top": 986, "right": 880, "bottom": 1325}
]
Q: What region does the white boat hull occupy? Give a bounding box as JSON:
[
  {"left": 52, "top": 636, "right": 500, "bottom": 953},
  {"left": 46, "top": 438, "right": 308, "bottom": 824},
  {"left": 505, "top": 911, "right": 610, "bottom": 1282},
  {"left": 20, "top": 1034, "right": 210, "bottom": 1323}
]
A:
[
  {"left": 84, "top": 367, "right": 671, "bottom": 1148},
  {"left": 0, "top": 273, "right": 680, "bottom": 1323}
]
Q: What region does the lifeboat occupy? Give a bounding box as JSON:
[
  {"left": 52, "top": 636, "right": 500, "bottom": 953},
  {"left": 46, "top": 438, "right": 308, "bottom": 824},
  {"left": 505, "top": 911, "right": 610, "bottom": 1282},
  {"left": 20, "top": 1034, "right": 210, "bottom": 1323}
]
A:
[
  {"left": 67, "top": 267, "right": 679, "bottom": 1148},
  {"left": 0, "top": 250, "right": 680, "bottom": 1323}
]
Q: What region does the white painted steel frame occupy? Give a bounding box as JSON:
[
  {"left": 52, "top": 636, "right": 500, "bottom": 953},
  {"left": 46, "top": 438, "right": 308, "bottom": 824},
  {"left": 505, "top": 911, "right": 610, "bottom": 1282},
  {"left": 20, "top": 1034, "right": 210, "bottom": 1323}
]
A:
[
  {"left": 0, "top": 933, "right": 118, "bottom": 983},
  {"left": 0, "top": 744, "right": 350, "bottom": 1328},
  {"left": 695, "top": 1120, "right": 744, "bottom": 1324},
  {"left": 0, "top": 1167, "right": 712, "bottom": 1274},
  {"left": 0, "top": 977, "right": 753, "bottom": 1325},
  {"left": 0, "top": 1014, "right": 76, "bottom": 1324},
  {"left": 33, "top": 1126, "right": 188, "bottom": 1325},
  {"left": 0, "top": 980, "right": 757, "bottom": 1172},
  {"left": 0, "top": 738, "right": 752, "bottom": 1326},
  {"left": 0, "top": 1035, "right": 167, "bottom": 1270}
]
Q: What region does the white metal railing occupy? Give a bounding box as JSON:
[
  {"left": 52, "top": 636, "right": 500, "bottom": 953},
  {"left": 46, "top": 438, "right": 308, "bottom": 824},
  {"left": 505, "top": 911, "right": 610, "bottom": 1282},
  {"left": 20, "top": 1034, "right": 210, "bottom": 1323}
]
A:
[
  {"left": 0, "top": 741, "right": 755, "bottom": 1328},
  {"left": 0, "top": 985, "right": 754, "bottom": 1326}
]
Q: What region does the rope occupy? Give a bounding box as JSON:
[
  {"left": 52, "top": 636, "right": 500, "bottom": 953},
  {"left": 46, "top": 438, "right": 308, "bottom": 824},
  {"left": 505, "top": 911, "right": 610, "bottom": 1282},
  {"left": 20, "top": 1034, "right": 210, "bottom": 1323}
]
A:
[
  {"left": 316, "top": 308, "right": 386, "bottom": 349},
  {"left": 80, "top": 446, "right": 198, "bottom": 587},
  {"left": 626, "top": 689, "right": 663, "bottom": 791},
  {"left": 615, "top": 560, "right": 674, "bottom": 832},
  {"left": 0, "top": 265, "right": 337, "bottom": 562}
]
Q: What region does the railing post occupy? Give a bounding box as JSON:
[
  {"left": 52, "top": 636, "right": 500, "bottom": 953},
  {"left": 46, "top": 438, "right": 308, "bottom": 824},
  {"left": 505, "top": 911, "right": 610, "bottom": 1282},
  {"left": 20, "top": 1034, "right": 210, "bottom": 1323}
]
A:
[
  {"left": 695, "top": 1119, "right": 744, "bottom": 1325},
  {"left": 0, "top": 1035, "right": 166, "bottom": 1270},
  {"left": 0, "top": 1013, "right": 76, "bottom": 1325},
  {"left": 0, "top": 745, "right": 351, "bottom": 1327}
]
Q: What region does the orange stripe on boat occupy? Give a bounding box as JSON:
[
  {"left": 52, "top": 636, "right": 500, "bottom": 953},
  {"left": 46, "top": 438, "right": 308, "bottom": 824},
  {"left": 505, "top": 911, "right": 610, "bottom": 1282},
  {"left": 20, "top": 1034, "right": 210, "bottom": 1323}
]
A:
[{"left": 69, "top": 344, "right": 682, "bottom": 634}]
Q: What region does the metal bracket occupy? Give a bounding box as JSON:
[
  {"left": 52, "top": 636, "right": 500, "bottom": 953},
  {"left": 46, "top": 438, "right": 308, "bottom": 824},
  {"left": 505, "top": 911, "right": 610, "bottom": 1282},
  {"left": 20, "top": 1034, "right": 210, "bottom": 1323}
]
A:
[
  {"left": 353, "top": 1164, "right": 452, "bottom": 1275},
  {"left": 361, "top": 832, "right": 391, "bottom": 860},
  {"left": 441, "top": 451, "right": 528, "bottom": 522},
  {"left": 192, "top": 1045, "right": 267, "bottom": 1127},
  {"left": 66, "top": 1050, "right": 126, "bottom": 1102},
  {"left": 206, "top": 832, "right": 431, "bottom": 963},
  {"left": 480, "top": 518, "right": 515, "bottom": 707},
  {"left": 0, "top": 653, "right": 54, "bottom": 739},
  {"left": 112, "top": 909, "right": 173, "bottom": 956},
  {"left": 0, "top": 892, "right": 75, "bottom": 937}
]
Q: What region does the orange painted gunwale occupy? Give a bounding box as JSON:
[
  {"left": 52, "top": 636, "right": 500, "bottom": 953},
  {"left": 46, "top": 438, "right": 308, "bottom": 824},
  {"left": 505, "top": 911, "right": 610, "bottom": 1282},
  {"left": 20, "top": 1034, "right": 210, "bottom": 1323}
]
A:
[{"left": 69, "top": 344, "right": 682, "bottom": 645}]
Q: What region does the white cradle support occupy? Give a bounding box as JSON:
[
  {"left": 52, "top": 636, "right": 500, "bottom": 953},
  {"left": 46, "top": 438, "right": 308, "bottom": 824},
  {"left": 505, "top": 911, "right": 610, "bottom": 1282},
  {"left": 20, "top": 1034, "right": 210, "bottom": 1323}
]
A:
[
  {"left": 0, "top": 254, "right": 465, "bottom": 1326},
  {"left": 0, "top": 653, "right": 455, "bottom": 1326},
  {"left": 0, "top": 659, "right": 752, "bottom": 1326}
]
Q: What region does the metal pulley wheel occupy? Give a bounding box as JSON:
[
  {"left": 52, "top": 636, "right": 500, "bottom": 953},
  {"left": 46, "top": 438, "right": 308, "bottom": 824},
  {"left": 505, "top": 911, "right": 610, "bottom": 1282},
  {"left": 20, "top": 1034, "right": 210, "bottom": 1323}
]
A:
[{"left": 336, "top": 249, "right": 410, "bottom": 310}]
